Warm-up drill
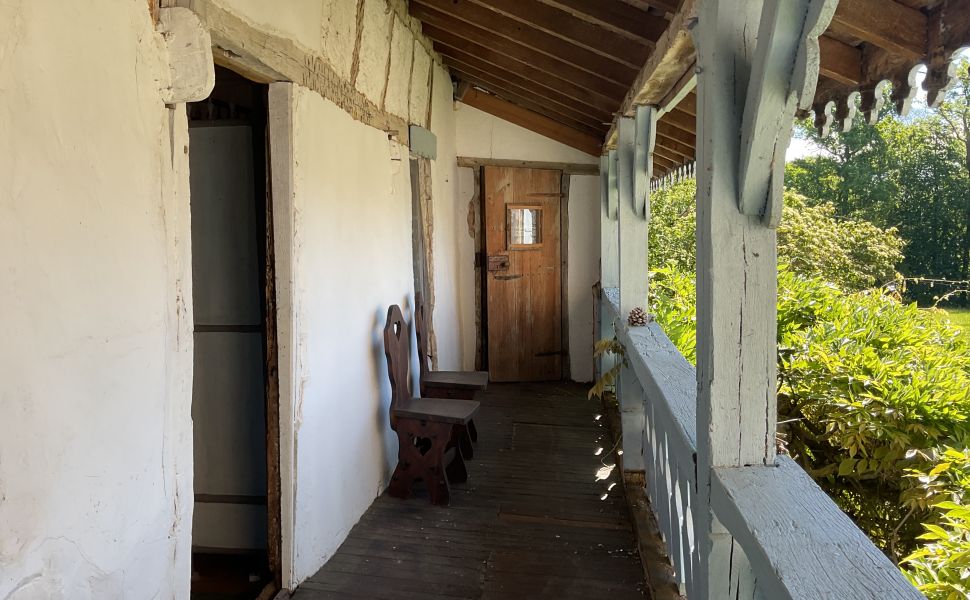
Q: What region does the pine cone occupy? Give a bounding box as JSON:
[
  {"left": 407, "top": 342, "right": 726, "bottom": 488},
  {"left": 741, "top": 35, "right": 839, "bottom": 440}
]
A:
[{"left": 628, "top": 307, "right": 649, "bottom": 327}]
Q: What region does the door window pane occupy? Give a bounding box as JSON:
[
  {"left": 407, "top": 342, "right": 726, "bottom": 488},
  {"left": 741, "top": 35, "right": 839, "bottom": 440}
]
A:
[{"left": 507, "top": 206, "right": 542, "bottom": 248}]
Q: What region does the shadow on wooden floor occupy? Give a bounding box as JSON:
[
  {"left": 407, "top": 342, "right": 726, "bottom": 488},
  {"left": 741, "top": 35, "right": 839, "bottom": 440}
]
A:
[{"left": 292, "top": 382, "right": 647, "bottom": 599}]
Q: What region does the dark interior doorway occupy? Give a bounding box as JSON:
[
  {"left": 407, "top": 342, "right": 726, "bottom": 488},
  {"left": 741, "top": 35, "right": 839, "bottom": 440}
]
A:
[{"left": 187, "top": 65, "right": 281, "bottom": 600}]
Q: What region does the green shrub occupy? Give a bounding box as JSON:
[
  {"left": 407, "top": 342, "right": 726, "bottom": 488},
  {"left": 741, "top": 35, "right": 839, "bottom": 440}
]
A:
[
  {"left": 650, "top": 180, "right": 905, "bottom": 291},
  {"left": 652, "top": 268, "right": 970, "bottom": 569}
]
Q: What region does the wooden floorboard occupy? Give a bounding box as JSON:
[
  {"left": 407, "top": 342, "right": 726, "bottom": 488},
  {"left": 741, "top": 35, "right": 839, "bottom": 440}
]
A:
[{"left": 292, "top": 382, "right": 647, "bottom": 599}]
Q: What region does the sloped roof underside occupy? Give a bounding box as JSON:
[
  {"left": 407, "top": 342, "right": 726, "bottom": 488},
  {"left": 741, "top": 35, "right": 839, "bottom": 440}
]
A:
[{"left": 408, "top": 0, "right": 970, "bottom": 178}]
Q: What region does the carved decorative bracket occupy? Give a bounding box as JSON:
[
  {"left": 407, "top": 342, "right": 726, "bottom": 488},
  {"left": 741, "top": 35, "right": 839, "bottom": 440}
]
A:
[
  {"left": 736, "top": 0, "right": 838, "bottom": 227},
  {"left": 633, "top": 105, "right": 657, "bottom": 220}
]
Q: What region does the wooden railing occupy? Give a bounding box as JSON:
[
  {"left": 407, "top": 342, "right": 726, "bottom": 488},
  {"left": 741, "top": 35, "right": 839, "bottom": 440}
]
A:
[{"left": 600, "top": 288, "right": 923, "bottom": 600}]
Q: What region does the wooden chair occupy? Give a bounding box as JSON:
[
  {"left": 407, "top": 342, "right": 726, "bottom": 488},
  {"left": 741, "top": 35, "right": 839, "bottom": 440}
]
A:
[
  {"left": 414, "top": 294, "right": 488, "bottom": 448},
  {"left": 383, "top": 305, "right": 479, "bottom": 506}
]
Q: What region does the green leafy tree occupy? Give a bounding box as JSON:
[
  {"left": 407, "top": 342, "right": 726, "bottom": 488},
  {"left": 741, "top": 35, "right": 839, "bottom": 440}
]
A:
[
  {"left": 650, "top": 179, "right": 904, "bottom": 291},
  {"left": 785, "top": 66, "right": 970, "bottom": 304}
]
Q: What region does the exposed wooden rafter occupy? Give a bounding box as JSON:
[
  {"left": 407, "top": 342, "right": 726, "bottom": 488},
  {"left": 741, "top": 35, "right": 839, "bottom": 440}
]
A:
[
  {"left": 418, "top": 20, "right": 628, "bottom": 98},
  {"left": 534, "top": 0, "right": 671, "bottom": 43},
  {"left": 829, "top": 0, "right": 927, "bottom": 61},
  {"left": 470, "top": 0, "right": 654, "bottom": 66},
  {"left": 434, "top": 42, "right": 619, "bottom": 113},
  {"left": 450, "top": 68, "right": 609, "bottom": 130},
  {"left": 410, "top": 0, "right": 639, "bottom": 85}
]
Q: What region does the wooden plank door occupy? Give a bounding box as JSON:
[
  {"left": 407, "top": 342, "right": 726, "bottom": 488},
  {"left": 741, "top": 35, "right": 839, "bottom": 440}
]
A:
[{"left": 484, "top": 166, "right": 562, "bottom": 382}]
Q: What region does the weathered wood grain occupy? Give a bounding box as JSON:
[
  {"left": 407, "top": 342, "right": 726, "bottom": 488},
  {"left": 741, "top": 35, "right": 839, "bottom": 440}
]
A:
[
  {"left": 291, "top": 383, "right": 647, "bottom": 599},
  {"left": 712, "top": 457, "right": 924, "bottom": 600}
]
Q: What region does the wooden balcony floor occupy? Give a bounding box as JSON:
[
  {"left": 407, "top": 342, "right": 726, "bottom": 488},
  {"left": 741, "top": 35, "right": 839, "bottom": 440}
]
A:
[{"left": 292, "top": 382, "right": 648, "bottom": 600}]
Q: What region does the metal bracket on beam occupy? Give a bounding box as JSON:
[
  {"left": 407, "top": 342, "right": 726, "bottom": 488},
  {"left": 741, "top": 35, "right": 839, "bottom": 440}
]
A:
[
  {"left": 634, "top": 105, "right": 657, "bottom": 220},
  {"left": 736, "top": 0, "right": 837, "bottom": 227}
]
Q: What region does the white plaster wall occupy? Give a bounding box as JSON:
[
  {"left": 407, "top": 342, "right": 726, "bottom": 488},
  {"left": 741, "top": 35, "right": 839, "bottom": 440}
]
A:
[
  {"left": 455, "top": 104, "right": 600, "bottom": 164},
  {"left": 429, "top": 64, "right": 464, "bottom": 371},
  {"left": 286, "top": 85, "right": 414, "bottom": 584},
  {"left": 567, "top": 176, "right": 601, "bottom": 382},
  {"left": 409, "top": 45, "right": 433, "bottom": 126},
  {"left": 322, "top": 0, "right": 360, "bottom": 80},
  {"left": 0, "top": 2, "right": 194, "bottom": 598},
  {"left": 209, "top": 0, "right": 325, "bottom": 54},
  {"left": 454, "top": 103, "right": 600, "bottom": 380},
  {"left": 355, "top": 0, "right": 392, "bottom": 103},
  {"left": 384, "top": 17, "right": 414, "bottom": 119}
]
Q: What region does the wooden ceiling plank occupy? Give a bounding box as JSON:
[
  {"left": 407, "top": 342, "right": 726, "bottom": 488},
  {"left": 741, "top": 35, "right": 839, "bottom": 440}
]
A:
[
  {"left": 410, "top": 0, "right": 638, "bottom": 86},
  {"left": 455, "top": 74, "right": 608, "bottom": 135},
  {"left": 656, "top": 134, "right": 694, "bottom": 160},
  {"left": 829, "top": 0, "right": 927, "bottom": 61},
  {"left": 819, "top": 35, "right": 863, "bottom": 86},
  {"left": 468, "top": 0, "right": 652, "bottom": 67},
  {"left": 535, "top": 0, "right": 669, "bottom": 42},
  {"left": 433, "top": 41, "right": 620, "bottom": 113},
  {"left": 660, "top": 106, "right": 696, "bottom": 134},
  {"left": 653, "top": 144, "right": 685, "bottom": 165},
  {"left": 462, "top": 88, "right": 603, "bottom": 155},
  {"left": 445, "top": 60, "right": 614, "bottom": 125},
  {"left": 653, "top": 150, "right": 678, "bottom": 169},
  {"left": 417, "top": 17, "right": 628, "bottom": 98},
  {"left": 657, "top": 121, "right": 695, "bottom": 148},
  {"left": 621, "top": 0, "right": 680, "bottom": 16},
  {"left": 674, "top": 89, "right": 697, "bottom": 115},
  {"left": 605, "top": 0, "right": 696, "bottom": 147}
]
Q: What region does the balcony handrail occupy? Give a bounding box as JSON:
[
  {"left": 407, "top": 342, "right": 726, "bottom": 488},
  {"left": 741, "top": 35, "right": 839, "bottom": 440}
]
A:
[{"left": 600, "top": 288, "right": 923, "bottom": 599}]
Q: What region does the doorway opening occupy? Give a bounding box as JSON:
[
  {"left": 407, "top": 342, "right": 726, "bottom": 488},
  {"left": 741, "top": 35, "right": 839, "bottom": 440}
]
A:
[
  {"left": 187, "top": 65, "right": 282, "bottom": 599},
  {"left": 481, "top": 166, "right": 567, "bottom": 382}
]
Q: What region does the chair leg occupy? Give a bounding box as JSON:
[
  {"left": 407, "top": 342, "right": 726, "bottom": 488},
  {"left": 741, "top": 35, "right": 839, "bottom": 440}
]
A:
[
  {"left": 446, "top": 447, "right": 468, "bottom": 484},
  {"left": 468, "top": 419, "right": 478, "bottom": 443},
  {"left": 451, "top": 424, "right": 474, "bottom": 459},
  {"left": 388, "top": 419, "right": 452, "bottom": 506}
]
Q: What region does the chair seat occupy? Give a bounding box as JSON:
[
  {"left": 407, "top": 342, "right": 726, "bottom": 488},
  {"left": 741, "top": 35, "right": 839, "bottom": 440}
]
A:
[
  {"left": 393, "top": 397, "right": 480, "bottom": 425},
  {"left": 423, "top": 370, "right": 489, "bottom": 390}
]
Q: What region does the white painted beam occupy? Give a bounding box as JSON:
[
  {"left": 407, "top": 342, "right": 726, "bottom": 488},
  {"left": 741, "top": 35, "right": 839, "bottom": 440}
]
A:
[
  {"left": 618, "top": 116, "right": 650, "bottom": 319},
  {"left": 692, "top": 0, "right": 780, "bottom": 596}
]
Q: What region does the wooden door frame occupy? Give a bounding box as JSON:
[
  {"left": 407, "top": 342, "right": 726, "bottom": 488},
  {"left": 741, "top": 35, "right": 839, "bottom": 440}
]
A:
[
  {"left": 473, "top": 164, "right": 572, "bottom": 380},
  {"left": 187, "top": 64, "right": 284, "bottom": 597}
]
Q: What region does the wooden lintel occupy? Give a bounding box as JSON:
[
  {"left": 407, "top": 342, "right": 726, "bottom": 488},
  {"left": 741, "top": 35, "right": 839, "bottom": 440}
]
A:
[
  {"left": 829, "top": 0, "right": 927, "bottom": 61},
  {"left": 462, "top": 89, "right": 602, "bottom": 156},
  {"left": 457, "top": 156, "right": 599, "bottom": 175}
]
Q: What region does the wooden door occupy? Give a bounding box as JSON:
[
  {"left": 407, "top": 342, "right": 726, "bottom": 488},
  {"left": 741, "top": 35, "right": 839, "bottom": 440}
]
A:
[{"left": 484, "top": 166, "right": 562, "bottom": 382}]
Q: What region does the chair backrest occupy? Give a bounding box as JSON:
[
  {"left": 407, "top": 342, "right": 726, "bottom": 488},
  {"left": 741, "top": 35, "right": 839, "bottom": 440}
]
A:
[
  {"left": 414, "top": 293, "right": 431, "bottom": 381},
  {"left": 383, "top": 305, "right": 410, "bottom": 429}
]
